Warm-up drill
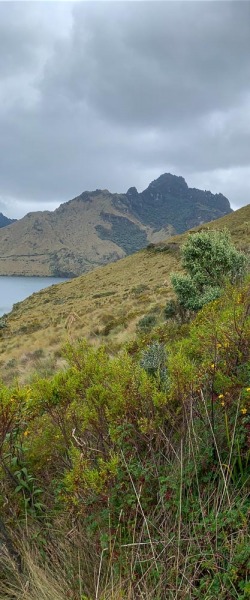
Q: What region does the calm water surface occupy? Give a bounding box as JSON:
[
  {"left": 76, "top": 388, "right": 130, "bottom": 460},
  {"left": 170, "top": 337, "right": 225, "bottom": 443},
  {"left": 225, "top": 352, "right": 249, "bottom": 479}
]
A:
[{"left": 0, "top": 276, "right": 69, "bottom": 317}]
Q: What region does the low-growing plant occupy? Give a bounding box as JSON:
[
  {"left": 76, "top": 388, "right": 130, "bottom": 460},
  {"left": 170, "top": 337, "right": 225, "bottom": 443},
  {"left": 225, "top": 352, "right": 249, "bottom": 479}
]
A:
[
  {"left": 136, "top": 314, "right": 157, "bottom": 332},
  {"left": 0, "top": 317, "right": 7, "bottom": 330},
  {"left": 131, "top": 284, "right": 149, "bottom": 296},
  {"left": 140, "top": 342, "right": 168, "bottom": 389},
  {"left": 164, "top": 298, "right": 178, "bottom": 319},
  {"left": 92, "top": 291, "right": 116, "bottom": 299}
]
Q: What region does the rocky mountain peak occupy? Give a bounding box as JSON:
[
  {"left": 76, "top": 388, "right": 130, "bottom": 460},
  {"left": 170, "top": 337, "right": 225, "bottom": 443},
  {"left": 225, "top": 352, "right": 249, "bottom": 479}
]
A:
[
  {"left": 148, "top": 173, "right": 188, "bottom": 193},
  {"left": 0, "top": 212, "right": 17, "bottom": 228},
  {"left": 126, "top": 186, "right": 139, "bottom": 198}
]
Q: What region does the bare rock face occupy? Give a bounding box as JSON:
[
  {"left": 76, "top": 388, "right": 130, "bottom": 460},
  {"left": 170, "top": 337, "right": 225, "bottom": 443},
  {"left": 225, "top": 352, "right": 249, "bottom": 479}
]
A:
[
  {"left": 124, "top": 173, "right": 232, "bottom": 233},
  {"left": 0, "top": 213, "right": 16, "bottom": 228}
]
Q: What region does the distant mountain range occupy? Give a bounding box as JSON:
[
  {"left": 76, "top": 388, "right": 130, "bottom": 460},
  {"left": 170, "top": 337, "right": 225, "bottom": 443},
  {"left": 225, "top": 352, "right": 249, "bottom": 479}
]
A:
[
  {"left": 0, "top": 173, "right": 232, "bottom": 277},
  {"left": 0, "top": 212, "right": 16, "bottom": 228}
]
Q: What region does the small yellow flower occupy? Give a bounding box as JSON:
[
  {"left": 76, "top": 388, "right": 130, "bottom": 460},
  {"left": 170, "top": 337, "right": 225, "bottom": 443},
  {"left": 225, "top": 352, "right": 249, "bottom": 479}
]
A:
[
  {"left": 246, "top": 388, "right": 250, "bottom": 392},
  {"left": 241, "top": 408, "right": 247, "bottom": 415},
  {"left": 24, "top": 430, "right": 29, "bottom": 437},
  {"left": 221, "top": 401, "right": 225, "bottom": 407},
  {"left": 211, "top": 363, "right": 215, "bottom": 369},
  {"left": 218, "top": 394, "right": 224, "bottom": 399}
]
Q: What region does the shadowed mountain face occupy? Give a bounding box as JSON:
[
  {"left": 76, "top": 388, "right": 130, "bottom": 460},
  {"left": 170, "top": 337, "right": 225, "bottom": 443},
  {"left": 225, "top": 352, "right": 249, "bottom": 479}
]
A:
[
  {"left": 125, "top": 173, "right": 232, "bottom": 233},
  {"left": 0, "top": 213, "right": 16, "bottom": 228},
  {"left": 0, "top": 173, "right": 232, "bottom": 277}
]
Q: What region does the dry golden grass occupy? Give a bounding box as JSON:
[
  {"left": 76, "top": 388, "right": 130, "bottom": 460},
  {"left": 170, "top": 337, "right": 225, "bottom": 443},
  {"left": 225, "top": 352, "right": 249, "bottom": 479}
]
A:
[
  {"left": 0, "top": 250, "right": 178, "bottom": 382},
  {"left": 0, "top": 191, "right": 175, "bottom": 277},
  {"left": 0, "top": 204, "right": 249, "bottom": 382}
]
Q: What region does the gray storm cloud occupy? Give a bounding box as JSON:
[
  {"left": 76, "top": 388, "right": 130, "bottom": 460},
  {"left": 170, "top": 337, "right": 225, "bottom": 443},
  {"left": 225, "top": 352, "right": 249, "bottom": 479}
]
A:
[{"left": 0, "top": 1, "right": 250, "bottom": 218}]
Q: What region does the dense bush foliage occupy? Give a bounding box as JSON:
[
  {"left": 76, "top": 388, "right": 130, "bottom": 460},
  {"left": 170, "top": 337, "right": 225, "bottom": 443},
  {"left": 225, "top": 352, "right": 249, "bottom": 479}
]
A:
[
  {"left": 0, "top": 279, "right": 249, "bottom": 599},
  {"left": 136, "top": 313, "right": 157, "bottom": 332},
  {"left": 171, "top": 230, "right": 247, "bottom": 312}
]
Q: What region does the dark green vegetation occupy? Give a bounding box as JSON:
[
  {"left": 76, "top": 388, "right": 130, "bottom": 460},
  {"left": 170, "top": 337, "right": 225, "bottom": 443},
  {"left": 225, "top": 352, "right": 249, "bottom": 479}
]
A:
[
  {"left": 0, "top": 173, "right": 232, "bottom": 276},
  {"left": 0, "top": 212, "right": 16, "bottom": 228},
  {"left": 96, "top": 212, "right": 148, "bottom": 254},
  {"left": 0, "top": 230, "right": 249, "bottom": 598}
]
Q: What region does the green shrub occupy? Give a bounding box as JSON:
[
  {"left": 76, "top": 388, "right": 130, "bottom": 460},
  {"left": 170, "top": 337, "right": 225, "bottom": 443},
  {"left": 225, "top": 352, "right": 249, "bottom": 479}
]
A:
[
  {"left": 140, "top": 342, "right": 168, "bottom": 388},
  {"left": 171, "top": 229, "right": 247, "bottom": 312},
  {"left": 0, "top": 317, "right": 7, "bottom": 330},
  {"left": 164, "top": 298, "right": 178, "bottom": 319},
  {"left": 136, "top": 314, "right": 157, "bottom": 332}
]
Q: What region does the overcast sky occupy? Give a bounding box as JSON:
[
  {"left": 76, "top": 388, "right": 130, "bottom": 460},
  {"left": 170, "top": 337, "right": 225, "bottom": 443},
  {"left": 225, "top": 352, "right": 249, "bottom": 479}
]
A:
[{"left": 0, "top": 1, "right": 250, "bottom": 218}]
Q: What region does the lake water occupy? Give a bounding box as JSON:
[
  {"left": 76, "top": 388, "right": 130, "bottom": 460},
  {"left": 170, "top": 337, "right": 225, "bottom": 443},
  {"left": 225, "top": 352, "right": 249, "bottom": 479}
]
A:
[{"left": 0, "top": 276, "right": 69, "bottom": 318}]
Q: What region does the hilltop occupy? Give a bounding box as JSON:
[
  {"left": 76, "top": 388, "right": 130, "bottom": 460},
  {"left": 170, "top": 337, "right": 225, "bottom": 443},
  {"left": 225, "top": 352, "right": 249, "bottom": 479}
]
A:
[
  {"left": 0, "top": 203, "right": 248, "bottom": 383},
  {"left": 0, "top": 173, "right": 231, "bottom": 277}
]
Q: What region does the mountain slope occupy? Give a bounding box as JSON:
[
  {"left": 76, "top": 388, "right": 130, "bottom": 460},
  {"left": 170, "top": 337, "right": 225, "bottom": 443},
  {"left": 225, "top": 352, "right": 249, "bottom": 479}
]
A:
[
  {"left": 0, "top": 203, "right": 248, "bottom": 383},
  {"left": 0, "top": 174, "right": 232, "bottom": 277}
]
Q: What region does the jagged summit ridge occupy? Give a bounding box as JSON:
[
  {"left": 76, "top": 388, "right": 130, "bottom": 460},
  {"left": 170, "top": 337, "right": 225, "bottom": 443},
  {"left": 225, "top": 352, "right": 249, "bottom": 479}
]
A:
[{"left": 124, "top": 173, "right": 232, "bottom": 232}]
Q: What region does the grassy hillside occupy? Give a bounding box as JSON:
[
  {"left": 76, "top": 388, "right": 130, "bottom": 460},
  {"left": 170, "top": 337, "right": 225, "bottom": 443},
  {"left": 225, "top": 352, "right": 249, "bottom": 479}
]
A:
[
  {"left": 0, "top": 173, "right": 232, "bottom": 277},
  {"left": 0, "top": 204, "right": 249, "bottom": 384},
  {"left": 0, "top": 192, "right": 170, "bottom": 277}
]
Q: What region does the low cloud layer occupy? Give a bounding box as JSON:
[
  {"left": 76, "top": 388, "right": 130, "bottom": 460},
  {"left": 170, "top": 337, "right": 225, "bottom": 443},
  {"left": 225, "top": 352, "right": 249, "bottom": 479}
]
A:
[{"left": 1, "top": 1, "right": 250, "bottom": 218}]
